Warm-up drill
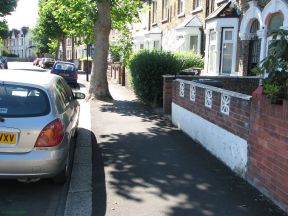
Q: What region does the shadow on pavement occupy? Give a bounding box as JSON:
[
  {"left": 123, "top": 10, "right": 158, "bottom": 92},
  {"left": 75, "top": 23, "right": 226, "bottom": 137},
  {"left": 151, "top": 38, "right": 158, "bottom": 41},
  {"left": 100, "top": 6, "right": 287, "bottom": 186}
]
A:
[
  {"left": 96, "top": 99, "right": 285, "bottom": 216},
  {"left": 100, "top": 99, "right": 173, "bottom": 128}
]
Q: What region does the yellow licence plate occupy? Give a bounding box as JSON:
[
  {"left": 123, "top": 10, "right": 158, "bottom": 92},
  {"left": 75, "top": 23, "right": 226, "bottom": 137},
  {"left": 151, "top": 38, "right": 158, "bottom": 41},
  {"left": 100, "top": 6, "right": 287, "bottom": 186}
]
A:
[
  {"left": 60, "top": 73, "right": 69, "bottom": 77},
  {"left": 0, "top": 132, "right": 17, "bottom": 144}
]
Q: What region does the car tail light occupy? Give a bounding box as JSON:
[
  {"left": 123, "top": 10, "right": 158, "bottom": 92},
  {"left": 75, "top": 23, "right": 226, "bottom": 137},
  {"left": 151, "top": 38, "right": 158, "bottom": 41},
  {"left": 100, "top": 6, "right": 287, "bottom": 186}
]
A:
[
  {"left": 35, "top": 119, "right": 65, "bottom": 147},
  {"left": 73, "top": 71, "right": 78, "bottom": 80}
]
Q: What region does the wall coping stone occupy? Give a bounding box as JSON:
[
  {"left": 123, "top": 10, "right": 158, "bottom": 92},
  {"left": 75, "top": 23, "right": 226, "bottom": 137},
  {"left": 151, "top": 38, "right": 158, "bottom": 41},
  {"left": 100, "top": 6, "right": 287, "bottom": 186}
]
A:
[{"left": 176, "top": 79, "right": 252, "bottom": 101}]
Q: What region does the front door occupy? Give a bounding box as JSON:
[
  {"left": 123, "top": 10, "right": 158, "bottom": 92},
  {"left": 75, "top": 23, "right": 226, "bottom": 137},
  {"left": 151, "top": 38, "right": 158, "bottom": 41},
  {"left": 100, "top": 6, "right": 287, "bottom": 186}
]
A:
[{"left": 221, "top": 29, "right": 233, "bottom": 74}]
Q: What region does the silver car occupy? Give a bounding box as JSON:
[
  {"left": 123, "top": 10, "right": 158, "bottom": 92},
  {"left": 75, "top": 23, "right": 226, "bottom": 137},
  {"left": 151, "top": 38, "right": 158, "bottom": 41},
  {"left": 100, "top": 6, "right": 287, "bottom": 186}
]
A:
[{"left": 0, "top": 70, "right": 85, "bottom": 183}]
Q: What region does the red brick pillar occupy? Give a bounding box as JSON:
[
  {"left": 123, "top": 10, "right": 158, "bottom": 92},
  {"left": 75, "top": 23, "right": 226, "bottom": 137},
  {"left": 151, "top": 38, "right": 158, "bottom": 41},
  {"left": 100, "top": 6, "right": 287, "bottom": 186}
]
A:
[
  {"left": 248, "top": 88, "right": 288, "bottom": 211},
  {"left": 163, "top": 75, "right": 175, "bottom": 115}
]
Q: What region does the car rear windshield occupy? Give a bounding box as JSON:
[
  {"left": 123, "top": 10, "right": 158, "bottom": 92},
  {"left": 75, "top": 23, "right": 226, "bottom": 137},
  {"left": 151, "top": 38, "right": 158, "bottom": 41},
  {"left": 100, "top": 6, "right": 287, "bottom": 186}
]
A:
[
  {"left": 0, "top": 84, "right": 50, "bottom": 117},
  {"left": 54, "top": 63, "right": 75, "bottom": 71}
]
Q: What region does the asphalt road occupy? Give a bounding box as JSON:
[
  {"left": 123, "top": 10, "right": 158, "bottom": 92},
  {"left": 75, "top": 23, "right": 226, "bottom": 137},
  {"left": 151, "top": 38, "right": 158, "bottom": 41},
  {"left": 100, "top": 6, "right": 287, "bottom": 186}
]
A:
[{"left": 0, "top": 62, "right": 89, "bottom": 216}]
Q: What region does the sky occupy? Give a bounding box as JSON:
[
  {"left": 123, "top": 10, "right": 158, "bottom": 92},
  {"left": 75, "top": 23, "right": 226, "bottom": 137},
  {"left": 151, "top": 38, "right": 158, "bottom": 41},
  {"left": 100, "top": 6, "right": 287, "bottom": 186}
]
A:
[{"left": 5, "top": 0, "right": 39, "bottom": 30}]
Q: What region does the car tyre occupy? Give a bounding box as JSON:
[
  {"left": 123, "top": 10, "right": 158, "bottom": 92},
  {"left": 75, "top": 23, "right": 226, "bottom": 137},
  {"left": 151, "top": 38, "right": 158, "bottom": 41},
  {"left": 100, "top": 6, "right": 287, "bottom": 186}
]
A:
[
  {"left": 73, "top": 127, "right": 78, "bottom": 138},
  {"left": 53, "top": 149, "right": 72, "bottom": 184}
]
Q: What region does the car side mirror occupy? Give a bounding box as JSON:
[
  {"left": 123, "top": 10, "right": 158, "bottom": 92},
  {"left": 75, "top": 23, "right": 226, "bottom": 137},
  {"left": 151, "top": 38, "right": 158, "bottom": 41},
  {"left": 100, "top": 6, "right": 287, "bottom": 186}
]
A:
[{"left": 74, "top": 92, "right": 85, "bottom": 99}]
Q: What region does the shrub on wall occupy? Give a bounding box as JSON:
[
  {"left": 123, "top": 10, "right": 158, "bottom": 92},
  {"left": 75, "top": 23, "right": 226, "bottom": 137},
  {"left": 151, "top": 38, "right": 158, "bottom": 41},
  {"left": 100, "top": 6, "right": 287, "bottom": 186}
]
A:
[
  {"left": 252, "top": 29, "right": 288, "bottom": 103},
  {"left": 174, "top": 51, "right": 204, "bottom": 70},
  {"left": 128, "top": 49, "right": 181, "bottom": 106}
]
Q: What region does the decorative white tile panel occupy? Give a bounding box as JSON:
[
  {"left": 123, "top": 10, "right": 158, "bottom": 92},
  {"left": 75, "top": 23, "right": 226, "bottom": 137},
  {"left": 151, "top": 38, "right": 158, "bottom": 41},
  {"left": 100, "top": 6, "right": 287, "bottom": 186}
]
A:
[
  {"left": 179, "top": 82, "right": 185, "bottom": 97},
  {"left": 190, "top": 84, "right": 196, "bottom": 102},
  {"left": 221, "top": 94, "right": 231, "bottom": 115},
  {"left": 205, "top": 89, "right": 213, "bottom": 108}
]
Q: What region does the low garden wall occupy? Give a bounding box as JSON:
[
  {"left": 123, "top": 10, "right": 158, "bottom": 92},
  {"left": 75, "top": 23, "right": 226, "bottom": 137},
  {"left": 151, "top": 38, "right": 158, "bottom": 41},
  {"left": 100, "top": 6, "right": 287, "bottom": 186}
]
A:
[
  {"left": 163, "top": 75, "right": 259, "bottom": 115},
  {"left": 172, "top": 79, "right": 251, "bottom": 177},
  {"left": 164, "top": 77, "right": 288, "bottom": 212},
  {"left": 248, "top": 95, "right": 288, "bottom": 212}
]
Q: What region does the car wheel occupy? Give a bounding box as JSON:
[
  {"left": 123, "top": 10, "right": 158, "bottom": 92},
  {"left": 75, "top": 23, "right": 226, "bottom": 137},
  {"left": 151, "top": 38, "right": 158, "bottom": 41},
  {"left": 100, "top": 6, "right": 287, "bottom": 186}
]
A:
[
  {"left": 53, "top": 149, "right": 72, "bottom": 184},
  {"left": 73, "top": 127, "right": 78, "bottom": 138}
]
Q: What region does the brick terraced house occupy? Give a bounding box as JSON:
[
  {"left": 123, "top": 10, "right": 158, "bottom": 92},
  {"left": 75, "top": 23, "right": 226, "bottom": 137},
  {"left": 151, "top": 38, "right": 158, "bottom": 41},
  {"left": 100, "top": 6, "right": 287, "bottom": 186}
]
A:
[
  {"left": 128, "top": 0, "right": 288, "bottom": 77},
  {"left": 131, "top": 0, "right": 205, "bottom": 53},
  {"left": 3, "top": 27, "right": 36, "bottom": 60}
]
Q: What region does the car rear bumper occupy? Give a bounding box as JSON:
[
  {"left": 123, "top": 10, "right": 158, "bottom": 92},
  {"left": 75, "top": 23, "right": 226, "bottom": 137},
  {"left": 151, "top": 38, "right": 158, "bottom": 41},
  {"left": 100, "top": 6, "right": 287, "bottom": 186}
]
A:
[
  {"left": 65, "top": 78, "right": 77, "bottom": 84},
  {"left": 0, "top": 147, "right": 68, "bottom": 179}
]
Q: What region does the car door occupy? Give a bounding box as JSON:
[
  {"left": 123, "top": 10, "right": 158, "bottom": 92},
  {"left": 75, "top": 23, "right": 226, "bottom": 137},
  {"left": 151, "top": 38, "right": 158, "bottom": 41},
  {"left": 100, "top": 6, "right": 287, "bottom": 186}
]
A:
[
  {"left": 61, "top": 79, "right": 79, "bottom": 132},
  {"left": 55, "top": 79, "right": 75, "bottom": 141}
]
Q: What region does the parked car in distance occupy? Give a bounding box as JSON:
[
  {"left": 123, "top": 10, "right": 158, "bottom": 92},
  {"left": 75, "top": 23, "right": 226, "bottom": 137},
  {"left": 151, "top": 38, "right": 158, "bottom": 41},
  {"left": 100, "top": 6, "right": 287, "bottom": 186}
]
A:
[
  {"left": 0, "top": 61, "right": 4, "bottom": 69},
  {"left": 42, "top": 58, "right": 55, "bottom": 69},
  {"left": 33, "top": 57, "right": 41, "bottom": 66},
  {"left": 38, "top": 58, "right": 44, "bottom": 68},
  {"left": 0, "top": 56, "right": 8, "bottom": 69},
  {"left": 51, "top": 61, "right": 78, "bottom": 88},
  {"left": 0, "top": 70, "right": 85, "bottom": 183}
]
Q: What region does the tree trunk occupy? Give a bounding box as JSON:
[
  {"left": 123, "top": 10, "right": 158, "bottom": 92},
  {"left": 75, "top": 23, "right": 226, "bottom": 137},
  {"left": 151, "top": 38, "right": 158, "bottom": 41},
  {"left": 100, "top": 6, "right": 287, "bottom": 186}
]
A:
[
  {"left": 62, "top": 35, "right": 67, "bottom": 61},
  {"left": 87, "top": 0, "right": 112, "bottom": 101},
  {"left": 55, "top": 39, "right": 60, "bottom": 60},
  {"left": 72, "top": 36, "right": 75, "bottom": 60}
]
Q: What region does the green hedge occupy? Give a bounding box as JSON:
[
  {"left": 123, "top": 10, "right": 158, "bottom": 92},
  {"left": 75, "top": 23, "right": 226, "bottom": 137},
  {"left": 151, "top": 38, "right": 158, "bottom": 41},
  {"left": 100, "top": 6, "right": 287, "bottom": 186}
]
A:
[
  {"left": 128, "top": 50, "right": 181, "bottom": 106},
  {"left": 174, "top": 51, "right": 204, "bottom": 70}
]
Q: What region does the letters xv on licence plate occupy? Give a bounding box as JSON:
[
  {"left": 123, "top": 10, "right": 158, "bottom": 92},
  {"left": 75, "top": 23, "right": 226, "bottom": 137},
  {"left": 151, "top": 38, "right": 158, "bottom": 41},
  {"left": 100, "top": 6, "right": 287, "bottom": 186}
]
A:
[
  {"left": 60, "top": 73, "right": 69, "bottom": 77},
  {"left": 0, "top": 132, "right": 17, "bottom": 144}
]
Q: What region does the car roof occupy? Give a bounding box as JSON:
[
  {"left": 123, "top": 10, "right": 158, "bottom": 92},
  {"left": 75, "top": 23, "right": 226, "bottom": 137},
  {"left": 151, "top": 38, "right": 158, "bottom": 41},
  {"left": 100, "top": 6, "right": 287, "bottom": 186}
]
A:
[
  {"left": 55, "top": 61, "right": 75, "bottom": 65},
  {"left": 0, "top": 70, "right": 59, "bottom": 87}
]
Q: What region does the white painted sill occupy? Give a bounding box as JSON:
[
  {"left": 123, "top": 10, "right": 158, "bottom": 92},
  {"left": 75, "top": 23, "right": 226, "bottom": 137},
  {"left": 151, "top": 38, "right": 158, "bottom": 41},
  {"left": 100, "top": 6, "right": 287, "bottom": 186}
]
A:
[
  {"left": 161, "top": 18, "right": 168, "bottom": 23},
  {"left": 191, "top": 7, "right": 202, "bottom": 14},
  {"left": 216, "top": 0, "right": 226, "bottom": 4},
  {"left": 177, "top": 13, "right": 185, "bottom": 18}
]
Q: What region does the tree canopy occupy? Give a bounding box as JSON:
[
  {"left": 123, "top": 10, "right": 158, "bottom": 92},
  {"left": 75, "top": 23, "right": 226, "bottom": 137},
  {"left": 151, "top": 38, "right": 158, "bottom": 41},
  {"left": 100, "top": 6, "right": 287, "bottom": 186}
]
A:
[
  {"left": 0, "top": 0, "right": 18, "bottom": 17},
  {"left": 33, "top": 0, "right": 65, "bottom": 55},
  {"left": 0, "top": 22, "right": 9, "bottom": 39},
  {"left": 35, "top": 0, "right": 142, "bottom": 100},
  {"left": 0, "top": 0, "right": 18, "bottom": 39}
]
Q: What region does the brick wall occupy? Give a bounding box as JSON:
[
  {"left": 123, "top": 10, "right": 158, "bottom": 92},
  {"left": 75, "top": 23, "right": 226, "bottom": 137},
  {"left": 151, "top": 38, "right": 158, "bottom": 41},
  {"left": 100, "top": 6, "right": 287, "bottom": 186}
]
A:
[
  {"left": 163, "top": 75, "right": 259, "bottom": 114},
  {"left": 163, "top": 75, "right": 175, "bottom": 114},
  {"left": 248, "top": 96, "right": 288, "bottom": 212},
  {"left": 172, "top": 80, "right": 251, "bottom": 140},
  {"left": 167, "top": 77, "right": 288, "bottom": 212}
]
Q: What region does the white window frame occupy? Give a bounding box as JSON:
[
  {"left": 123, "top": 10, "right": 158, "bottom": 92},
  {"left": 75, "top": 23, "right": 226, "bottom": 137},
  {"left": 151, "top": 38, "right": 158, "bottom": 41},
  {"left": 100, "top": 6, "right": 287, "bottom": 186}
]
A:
[
  {"left": 189, "top": 35, "right": 199, "bottom": 51},
  {"left": 193, "top": 0, "right": 202, "bottom": 11},
  {"left": 208, "top": 30, "right": 217, "bottom": 73},
  {"left": 178, "top": 0, "right": 185, "bottom": 16},
  {"left": 162, "top": 0, "right": 169, "bottom": 21},
  {"left": 153, "top": 40, "right": 160, "bottom": 50},
  {"left": 152, "top": 1, "right": 157, "bottom": 24}
]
